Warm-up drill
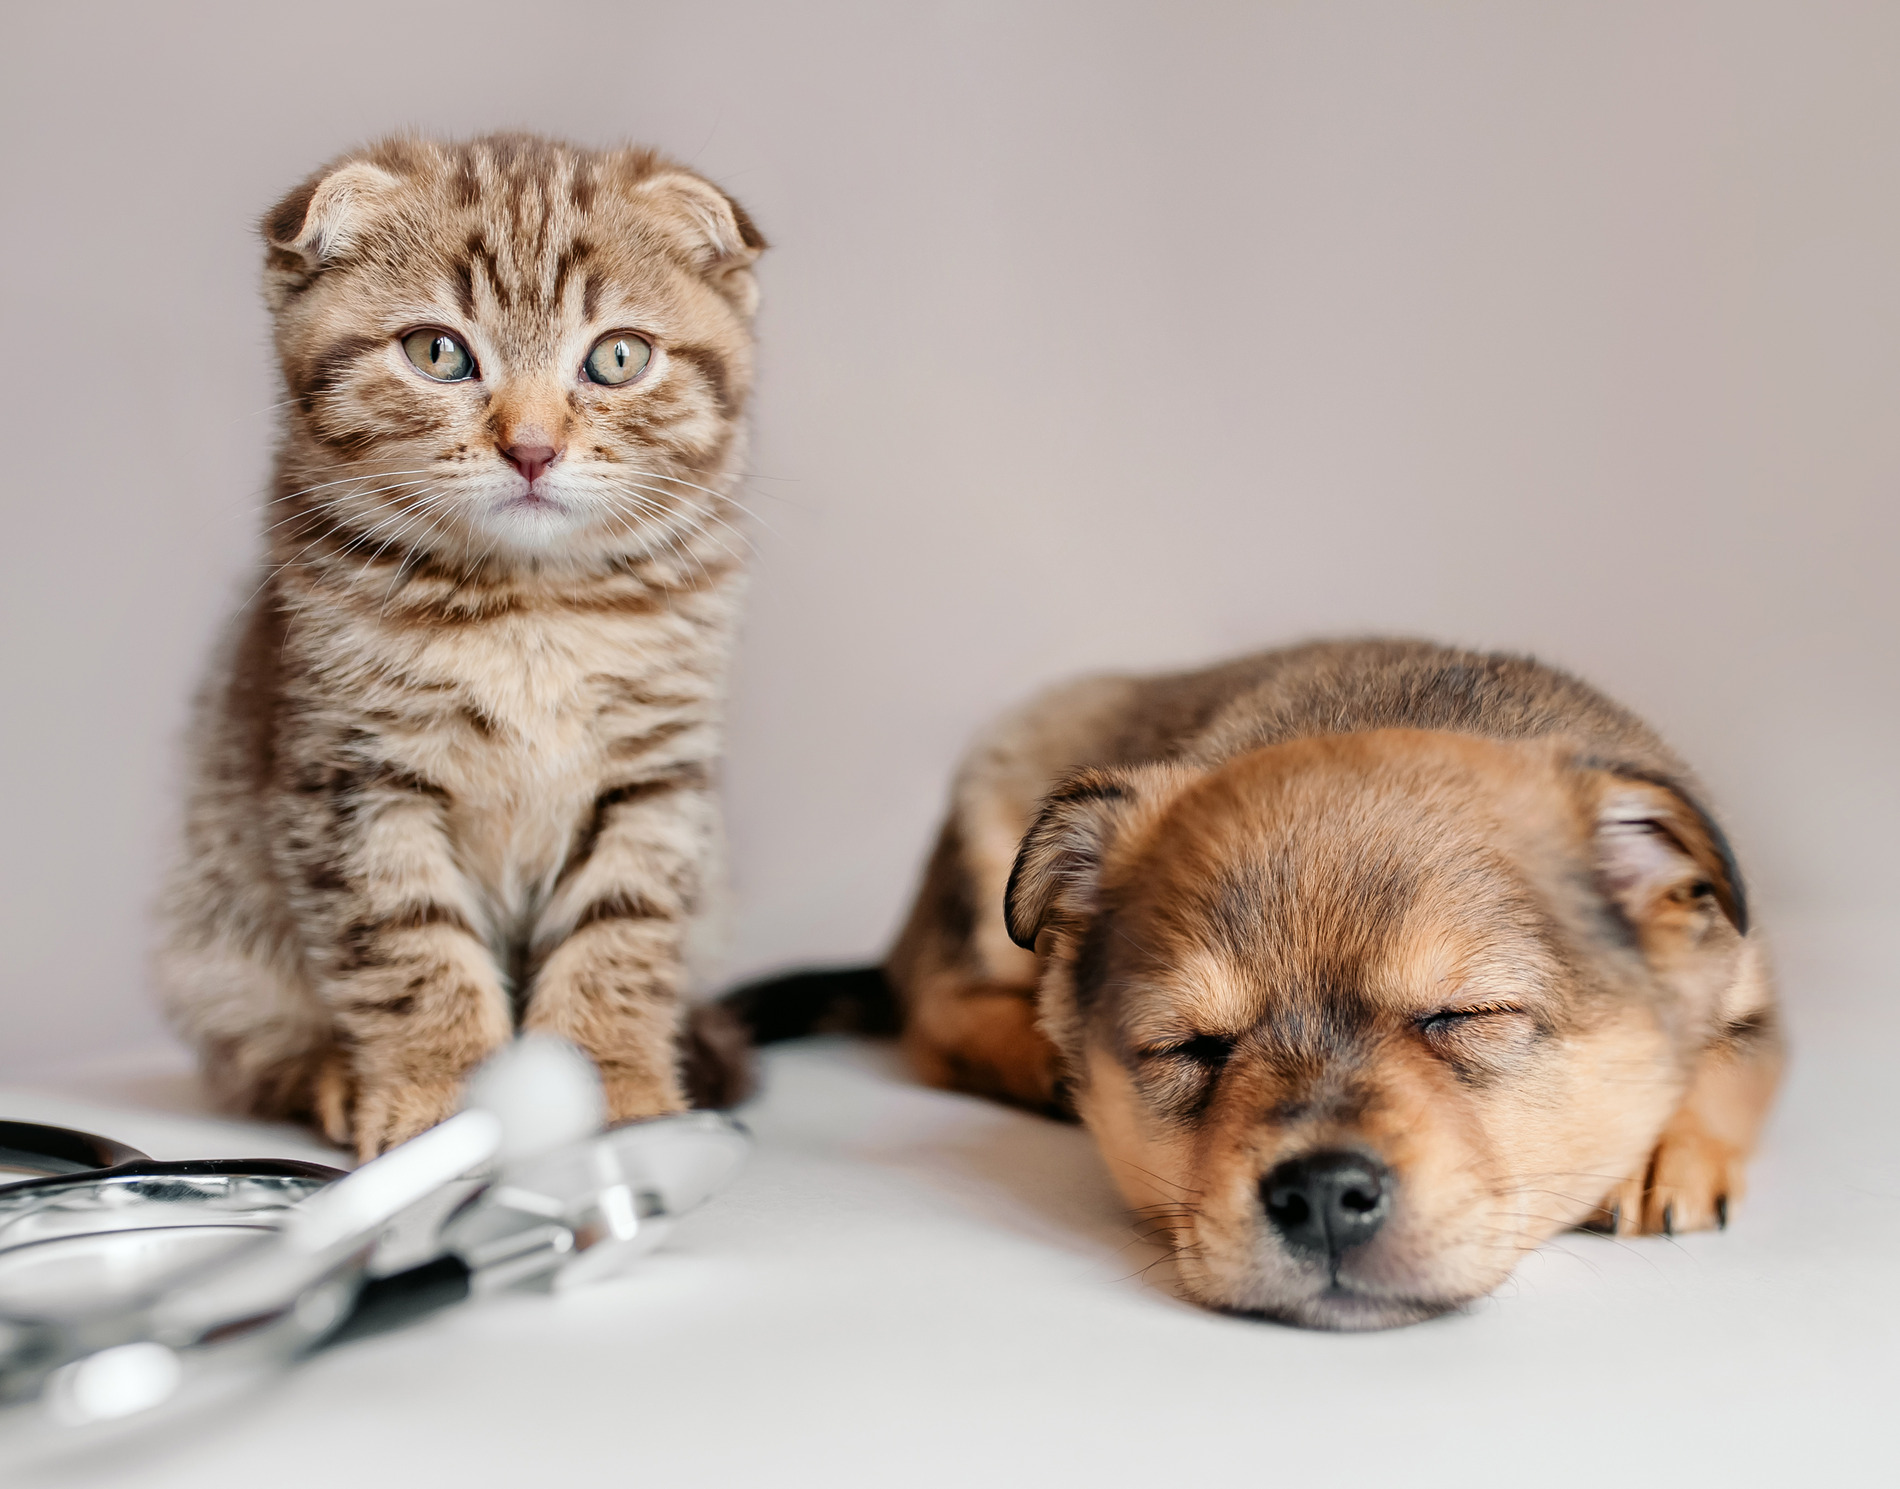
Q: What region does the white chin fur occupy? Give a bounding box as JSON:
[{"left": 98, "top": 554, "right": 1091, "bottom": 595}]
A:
[{"left": 471, "top": 496, "right": 595, "bottom": 553}]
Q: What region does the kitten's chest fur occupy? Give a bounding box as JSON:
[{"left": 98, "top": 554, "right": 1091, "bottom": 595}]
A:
[{"left": 293, "top": 587, "right": 731, "bottom": 933}]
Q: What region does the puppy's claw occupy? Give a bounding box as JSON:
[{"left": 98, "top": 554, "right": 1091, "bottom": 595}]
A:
[
  {"left": 1577, "top": 1202, "right": 1618, "bottom": 1236},
  {"left": 1592, "top": 1111, "right": 1746, "bottom": 1237}
]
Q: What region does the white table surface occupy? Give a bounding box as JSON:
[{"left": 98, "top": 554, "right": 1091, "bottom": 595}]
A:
[{"left": 3, "top": 911, "right": 1894, "bottom": 1488}]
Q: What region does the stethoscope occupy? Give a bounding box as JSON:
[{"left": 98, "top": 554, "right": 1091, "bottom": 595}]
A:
[
  {"left": 0, "top": 1120, "right": 347, "bottom": 1321},
  {"left": 0, "top": 1040, "right": 749, "bottom": 1456}
]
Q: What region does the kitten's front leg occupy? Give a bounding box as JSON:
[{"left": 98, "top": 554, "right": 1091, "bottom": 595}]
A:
[
  {"left": 524, "top": 771, "right": 714, "bottom": 1121},
  {"left": 288, "top": 764, "right": 512, "bottom": 1159}
]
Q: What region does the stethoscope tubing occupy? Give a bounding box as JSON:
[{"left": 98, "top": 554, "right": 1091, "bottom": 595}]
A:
[
  {"left": 0, "top": 1121, "right": 152, "bottom": 1180},
  {"left": 0, "top": 1119, "right": 347, "bottom": 1196}
]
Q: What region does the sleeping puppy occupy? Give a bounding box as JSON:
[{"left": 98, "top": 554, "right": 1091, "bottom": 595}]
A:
[{"left": 819, "top": 638, "right": 1781, "bottom": 1329}]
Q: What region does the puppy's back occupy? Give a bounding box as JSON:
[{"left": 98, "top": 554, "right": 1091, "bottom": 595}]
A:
[
  {"left": 1181, "top": 639, "right": 1682, "bottom": 778},
  {"left": 1004, "top": 640, "right": 1680, "bottom": 790}
]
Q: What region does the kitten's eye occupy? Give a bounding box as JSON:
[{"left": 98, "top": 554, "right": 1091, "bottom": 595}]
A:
[
  {"left": 583, "top": 332, "right": 652, "bottom": 386},
  {"left": 401, "top": 329, "right": 476, "bottom": 382}
]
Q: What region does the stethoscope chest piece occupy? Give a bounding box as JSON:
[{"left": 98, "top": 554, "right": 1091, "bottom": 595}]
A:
[{"left": 445, "top": 1110, "right": 751, "bottom": 1292}]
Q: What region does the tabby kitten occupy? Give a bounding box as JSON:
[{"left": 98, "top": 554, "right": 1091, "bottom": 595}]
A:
[{"left": 158, "top": 134, "right": 765, "bottom": 1157}]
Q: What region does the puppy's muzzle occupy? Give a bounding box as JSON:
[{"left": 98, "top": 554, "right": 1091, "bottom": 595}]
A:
[{"left": 1261, "top": 1150, "right": 1392, "bottom": 1260}]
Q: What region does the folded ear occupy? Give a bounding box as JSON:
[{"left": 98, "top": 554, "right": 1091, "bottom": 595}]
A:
[
  {"left": 1585, "top": 766, "right": 1748, "bottom": 938},
  {"left": 631, "top": 171, "right": 766, "bottom": 313},
  {"left": 263, "top": 160, "right": 402, "bottom": 270},
  {"left": 1004, "top": 763, "right": 1201, "bottom": 951}
]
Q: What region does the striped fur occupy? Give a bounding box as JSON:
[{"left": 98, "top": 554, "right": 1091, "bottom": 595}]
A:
[{"left": 158, "top": 134, "right": 765, "bottom": 1157}]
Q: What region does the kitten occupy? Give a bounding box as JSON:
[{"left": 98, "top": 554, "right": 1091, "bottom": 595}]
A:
[{"left": 158, "top": 134, "right": 765, "bottom": 1157}]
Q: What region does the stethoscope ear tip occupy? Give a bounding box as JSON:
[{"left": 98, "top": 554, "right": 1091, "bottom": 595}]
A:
[{"left": 460, "top": 1035, "right": 605, "bottom": 1164}]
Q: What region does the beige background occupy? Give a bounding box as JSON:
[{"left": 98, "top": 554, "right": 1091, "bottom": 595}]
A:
[{"left": 2, "top": 1, "right": 1894, "bottom": 1076}]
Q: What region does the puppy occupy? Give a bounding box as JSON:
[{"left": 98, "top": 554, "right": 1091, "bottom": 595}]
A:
[{"left": 739, "top": 639, "right": 1782, "bottom": 1329}]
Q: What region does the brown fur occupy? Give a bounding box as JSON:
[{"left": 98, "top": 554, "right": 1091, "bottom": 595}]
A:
[
  {"left": 887, "top": 639, "right": 1781, "bottom": 1327},
  {"left": 158, "top": 134, "right": 764, "bottom": 1157}
]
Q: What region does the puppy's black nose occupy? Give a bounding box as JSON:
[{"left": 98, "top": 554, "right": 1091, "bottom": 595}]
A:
[{"left": 1262, "top": 1150, "right": 1392, "bottom": 1258}]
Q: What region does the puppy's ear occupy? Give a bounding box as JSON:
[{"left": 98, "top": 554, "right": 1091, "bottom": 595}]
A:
[
  {"left": 1005, "top": 763, "right": 1201, "bottom": 951},
  {"left": 1583, "top": 767, "right": 1748, "bottom": 937},
  {"left": 631, "top": 171, "right": 767, "bottom": 314},
  {"left": 263, "top": 161, "right": 402, "bottom": 270}
]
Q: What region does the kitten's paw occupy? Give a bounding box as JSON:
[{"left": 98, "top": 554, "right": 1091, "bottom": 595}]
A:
[
  {"left": 349, "top": 1078, "right": 464, "bottom": 1162},
  {"left": 313, "top": 1050, "right": 354, "bottom": 1148},
  {"left": 1587, "top": 1110, "right": 1746, "bottom": 1236},
  {"left": 601, "top": 1074, "right": 687, "bottom": 1127}
]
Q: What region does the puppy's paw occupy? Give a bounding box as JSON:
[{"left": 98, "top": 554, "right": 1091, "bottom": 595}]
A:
[
  {"left": 903, "top": 994, "right": 1074, "bottom": 1120},
  {"left": 975, "top": 1034, "right": 1071, "bottom": 1119},
  {"left": 1588, "top": 1110, "right": 1746, "bottom": 1236},
  {"left": 349, "top": 1078, "right": 464, "bottom": 1162}
]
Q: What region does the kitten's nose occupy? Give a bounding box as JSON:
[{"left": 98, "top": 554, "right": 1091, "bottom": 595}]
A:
[{"left": 504, "top": 444, "right": 560, "bottom": 483}]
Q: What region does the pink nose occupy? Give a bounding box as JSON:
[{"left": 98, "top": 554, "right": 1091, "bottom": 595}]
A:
[{"left": 504, "top": 444, "right": 560, "bottom": 482}]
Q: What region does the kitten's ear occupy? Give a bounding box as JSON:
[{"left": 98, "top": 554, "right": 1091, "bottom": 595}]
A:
[
  {"left": 632, "top": 171, "right": 767, "bottom": 314},
  {"left": 1004, "top": 763, "right": 1202, "bottom": 951},
  {"left": 263, "top": 161, "right": 402, "bottom": 271},
  {"left": 1582, "top": 766, "right": 1749, "bottom": 937}
]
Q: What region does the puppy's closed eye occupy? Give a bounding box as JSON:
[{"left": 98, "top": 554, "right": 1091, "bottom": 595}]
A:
[
  {"left": 1417, "top": 1004, "right": 1538, "bottom": 1072},
  {"left": 1140, "top": 1033, "right": 1236, "bottom": 1068},
  {"left": 1134, "top": 1033, "right": 1236, "bottom": 1119}
]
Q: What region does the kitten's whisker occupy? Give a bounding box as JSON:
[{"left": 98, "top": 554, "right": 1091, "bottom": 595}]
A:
[
  {"left": 614, "top": 481, "right": 756, "bottom": 557},
  {"left": 596, "top": 504, "right": 676, "bottom": 574},
  {"left": 615, "top": 468, "right": 735, "bottom": 504},
  {"left": 619, "top": 468, "right": 779, "bottom": 537},
  {"left": 349, "top": 489, "right": 456, "bottom": 578},
  {"left": 262, "top": 480, "right": 440, "bottom": 539},
  {"left": 234, "top": 483, "right": 451, "bottom": 617},
  {"left": 380, "top": 500, "right": 461, "bottom": 614},
  {"left": 611, "top": 495, "right": 722, "bottom": 584},
  {"left": 197, "top": 473, "right": 438, "bottom": 544},
  {"left": 274, "top": 468, "right": 443, "bottom": 502},
  {"left": 257, "top": 481, "right": 438, "bottom": 540},
  {"left": 329, "top": 494, "right": 444, "bottom": 571},
  {"left": 292, "top": 486, "right": 446, "bottom": 560},
  {"left": 598, "top": 491, "right": 721, "bottom": 576}
]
